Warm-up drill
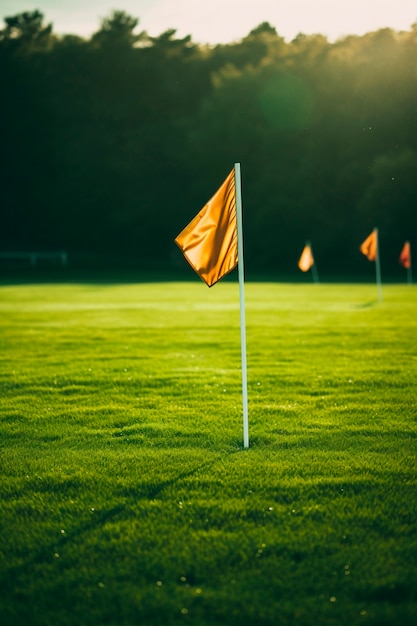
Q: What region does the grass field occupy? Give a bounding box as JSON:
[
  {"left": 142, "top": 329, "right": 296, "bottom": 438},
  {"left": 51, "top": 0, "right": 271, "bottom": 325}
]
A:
[{"left": 0, "top": 280, "right": 416, "bottom": 626}]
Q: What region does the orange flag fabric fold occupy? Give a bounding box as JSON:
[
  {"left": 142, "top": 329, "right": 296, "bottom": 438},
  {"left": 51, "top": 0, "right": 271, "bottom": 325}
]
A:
[
  {"left": 399, "top": 241, "right": 411, "bottom": 268},
  {"left": 298, "top": 244, "right": 314, "bottom": 272},
  {"left": 175, "top": 169, "right": 238, "bottom": 287},
  {"left": 360, "top": 230, "right": 377, "bottom": 261}
]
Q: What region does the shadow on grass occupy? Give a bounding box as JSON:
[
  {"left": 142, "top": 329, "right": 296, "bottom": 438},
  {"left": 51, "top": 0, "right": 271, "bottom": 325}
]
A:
[
  {"left": 355, "top": 300, "right": 378, "bottom": 309},
  {"left": 0, "top": 450, "right": 240, "bottom": 593}
]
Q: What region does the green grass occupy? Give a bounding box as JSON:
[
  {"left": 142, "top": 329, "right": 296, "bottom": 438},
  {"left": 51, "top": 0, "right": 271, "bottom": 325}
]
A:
[{"left": 0, "top": 280, "right": 416, "bottom": 626}]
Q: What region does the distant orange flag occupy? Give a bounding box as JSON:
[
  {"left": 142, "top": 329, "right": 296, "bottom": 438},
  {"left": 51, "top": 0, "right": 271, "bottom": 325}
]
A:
[
  {"left": 360, "top": 229, "right": 377, "bottom": 261},
  {"left": 399, "top": 241, "right": 411, "bottom": 269},
  {"left": 175, "top": 169, "right": 237, "bottom": 287},
  {"left": 298, "top": 244, "right": 314, "bottom": 272}
]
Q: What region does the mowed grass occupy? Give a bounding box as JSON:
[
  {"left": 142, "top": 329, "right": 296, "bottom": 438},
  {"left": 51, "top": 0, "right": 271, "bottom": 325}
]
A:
[{"left": 0, "top": 280, "right": 416, "bottom": 626}]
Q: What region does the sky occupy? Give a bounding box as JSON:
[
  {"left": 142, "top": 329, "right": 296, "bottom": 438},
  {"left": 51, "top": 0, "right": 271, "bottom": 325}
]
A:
[{"left": 1, "top": 0, "right": 417, "bottom": 44}]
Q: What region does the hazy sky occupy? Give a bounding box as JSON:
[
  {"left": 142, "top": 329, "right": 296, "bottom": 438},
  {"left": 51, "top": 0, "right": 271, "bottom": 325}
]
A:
[{"left": 1, "top": 0, "right": 417, "bottom": 43}]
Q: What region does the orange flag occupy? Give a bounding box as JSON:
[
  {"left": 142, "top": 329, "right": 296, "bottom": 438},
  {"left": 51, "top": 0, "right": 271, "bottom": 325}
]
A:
[
  {"left": 399, "top": 241, "right": 411, "bottom": 268},
  {"left": 298, "top": 244, "right": 314, "bottom": 272},
  {"left": 175, "top": 169, "right": 238, "bottom": 287},
  {"left": 360, "top": 229, "right": 377, "bottom": 261}
]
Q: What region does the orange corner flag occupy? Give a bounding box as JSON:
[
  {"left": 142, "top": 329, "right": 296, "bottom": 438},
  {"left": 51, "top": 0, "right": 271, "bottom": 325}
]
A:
[
  {"left": 360, "top": 229, "right": 377, "bottom": 261},
  {"left": 175, "top": 169, "right": 238, "bottom": 287},
  {"left": 399, "top": 241, "right": 411, "bottom": 269},
  {"left": 298, "top": 244, "right": 314, "bottom": 272}
]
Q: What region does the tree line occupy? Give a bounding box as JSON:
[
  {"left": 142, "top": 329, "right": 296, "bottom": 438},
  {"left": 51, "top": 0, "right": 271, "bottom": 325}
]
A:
[{"left": 1, "top": 9, "right": 416, "bottom": 278}]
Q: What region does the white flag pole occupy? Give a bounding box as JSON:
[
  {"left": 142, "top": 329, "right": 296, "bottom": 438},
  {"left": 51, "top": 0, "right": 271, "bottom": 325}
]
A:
[
  {"left": 312, "top": 263, "right": 319, "bottom": 284},
  {"left": 375, "top": 228, "right": 383, "bottom": 302},
  {"left": 407, "top": 243, "right": 413, "bottom": 284},
  {"left": 234, "top": 163, "right": 249, "bottom": 449},
  {"left": 307, "top": 241, "right": 319, "bottom": 284}
]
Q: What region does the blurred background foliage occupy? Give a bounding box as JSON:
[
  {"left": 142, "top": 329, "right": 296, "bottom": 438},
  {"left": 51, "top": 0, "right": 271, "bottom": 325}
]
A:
[{"left": 1, "top": 9, "right": 416, "bottom": 278}]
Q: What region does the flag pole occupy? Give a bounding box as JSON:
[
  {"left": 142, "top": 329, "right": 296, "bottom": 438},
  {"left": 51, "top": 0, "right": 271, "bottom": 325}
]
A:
[
  {"left": 307, "top": 241, "right": 319, "bottom": 284},
  {"left": 407, "top": 243, "right": 413, "bottom": 284},
  {"left": 234, "top": 163, "right": 249, "bottom": 449},
  {"left": 375, "top": 228, "right": 383, "bottom": 302}
]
